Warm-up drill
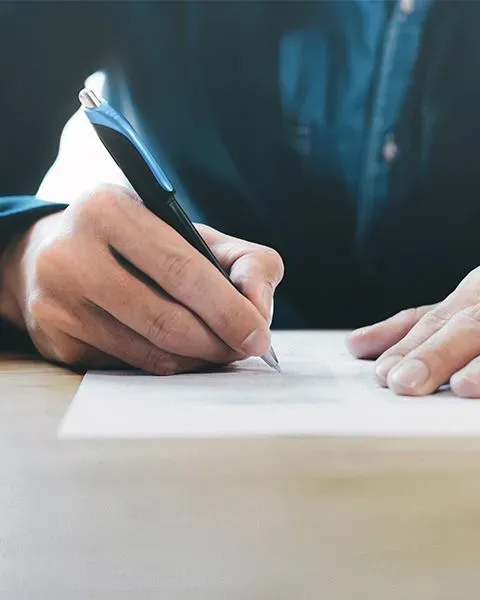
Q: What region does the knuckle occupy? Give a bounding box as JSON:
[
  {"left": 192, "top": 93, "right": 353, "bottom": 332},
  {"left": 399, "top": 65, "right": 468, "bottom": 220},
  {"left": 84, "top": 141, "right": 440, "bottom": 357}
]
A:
[
  {"left": 81, "top": 185, "right": 119, "bottom": 217},
  {"left": 216, "top": 305, "right": 245, "bottom": 336},
  {"left": 460, "top": 304, "right": 480, "bottom": 327},
  {"left": 146, "top": 307, "right": 185, "bottom": 346},
  {"left": 411, "top": 306, "right": 427, "bottom": 322},
  {"left": 75, "top": 184, "right": 134, "bottom": 230},
  {"left": 392, "top": 307, "right": 419, "bottom": 328},
  {"left": 397, "top": 307, "right": 416, "bottom": 320},
  {"left": 90, "top": 183, "right": 133, "bottom": 207},
  {"left": 162, "top": 252, "right": 196, "bottom": 292},
  {"left": 231, "top": 271, "right": 255, "bottom": 295},
  {"left": 421, "top": 306, "right": 452, "bottom": 327},
  {"left": 261, "top": 248, "right": 285, "bottom": 281}
]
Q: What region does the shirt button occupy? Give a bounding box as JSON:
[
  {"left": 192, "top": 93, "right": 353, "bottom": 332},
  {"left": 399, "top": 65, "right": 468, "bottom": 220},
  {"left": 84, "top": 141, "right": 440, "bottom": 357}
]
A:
[
  {"left": 400, "top": 0, "right": 415, "bottom": 14},
  {"left": 383, "top": 137, "right": 398, "bottom": 163}
]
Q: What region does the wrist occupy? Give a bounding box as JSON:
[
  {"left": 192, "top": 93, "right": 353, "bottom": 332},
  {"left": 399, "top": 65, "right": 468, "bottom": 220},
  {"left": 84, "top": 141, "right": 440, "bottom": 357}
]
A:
[
  {"left": 0, "top": 211, "right": 61, "bottom": 329},
  {"left": 0, "top": 226, "right": 32, "bottom": 328}
]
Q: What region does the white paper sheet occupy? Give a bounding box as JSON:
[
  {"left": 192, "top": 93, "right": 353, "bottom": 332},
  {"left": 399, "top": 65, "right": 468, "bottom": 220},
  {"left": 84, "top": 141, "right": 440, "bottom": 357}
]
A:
[{"left": 58, "top": 331, "right": 480, "bottom": 438}]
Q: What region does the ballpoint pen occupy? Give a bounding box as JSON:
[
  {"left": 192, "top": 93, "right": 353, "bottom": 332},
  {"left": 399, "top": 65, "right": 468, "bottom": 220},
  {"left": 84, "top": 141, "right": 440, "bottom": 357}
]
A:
[{"left": 78, "top": 88, "right": 280, "bottom": 373}]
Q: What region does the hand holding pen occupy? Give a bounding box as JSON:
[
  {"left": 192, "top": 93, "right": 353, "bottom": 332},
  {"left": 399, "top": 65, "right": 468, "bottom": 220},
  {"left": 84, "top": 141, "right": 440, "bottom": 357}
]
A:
[
  {"left": 78, "top": 88, "right": 282, "bottom": 372},
  {"left": 0, "top": 91, "right": 283, "bottom": 375}
]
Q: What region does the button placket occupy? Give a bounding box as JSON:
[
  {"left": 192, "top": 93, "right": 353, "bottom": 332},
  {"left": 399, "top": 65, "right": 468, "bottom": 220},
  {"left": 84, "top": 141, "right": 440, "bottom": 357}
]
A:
[{"left": 355, "top": 0, "right": 432, "bottom": 249}]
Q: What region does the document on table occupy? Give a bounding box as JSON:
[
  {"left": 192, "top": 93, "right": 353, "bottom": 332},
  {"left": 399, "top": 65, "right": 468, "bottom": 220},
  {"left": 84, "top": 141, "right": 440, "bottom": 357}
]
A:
[{"left": 59, "top": 331, "right": 480, "bottom": 438}]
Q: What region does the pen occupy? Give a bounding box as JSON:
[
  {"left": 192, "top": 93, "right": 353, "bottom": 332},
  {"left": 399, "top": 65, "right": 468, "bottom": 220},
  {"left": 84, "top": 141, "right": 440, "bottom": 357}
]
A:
[{"left": 78, "top": 88, "right": 280, "bottom": 373}]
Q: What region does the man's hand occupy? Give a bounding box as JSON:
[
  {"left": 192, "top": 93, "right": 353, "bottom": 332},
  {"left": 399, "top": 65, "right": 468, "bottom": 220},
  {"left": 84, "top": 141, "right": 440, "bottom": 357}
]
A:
[
  {"left": 347, "top": 267, "right": 480, "bottom": 397},
  {"left": 0, "top": 185, "right": 283, "bottom": 374}
]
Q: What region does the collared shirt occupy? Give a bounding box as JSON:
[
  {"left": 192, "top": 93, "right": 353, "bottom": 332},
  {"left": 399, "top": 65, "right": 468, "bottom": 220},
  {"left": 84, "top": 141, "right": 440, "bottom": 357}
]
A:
[{"left": 1, "top": 1, "right": 479, "bottom": 328}]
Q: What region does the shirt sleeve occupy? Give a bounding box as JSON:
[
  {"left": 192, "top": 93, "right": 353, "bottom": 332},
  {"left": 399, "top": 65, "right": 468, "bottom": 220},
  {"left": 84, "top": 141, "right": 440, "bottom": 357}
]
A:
[
  {"left": 0, "top": 197, "right": 67, "bottom": 351},
  {"left": 0, "top": 196, "right": 67, "bottom": 253},
  {"left": 0, "top": 197, "right": 67, "bottom": 231}
]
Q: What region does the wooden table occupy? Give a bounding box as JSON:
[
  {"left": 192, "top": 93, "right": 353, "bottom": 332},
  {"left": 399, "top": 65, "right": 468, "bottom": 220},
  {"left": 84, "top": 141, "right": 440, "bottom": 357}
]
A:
[{"left": 3, "top": 353, "right": 480, "bottom": 599}]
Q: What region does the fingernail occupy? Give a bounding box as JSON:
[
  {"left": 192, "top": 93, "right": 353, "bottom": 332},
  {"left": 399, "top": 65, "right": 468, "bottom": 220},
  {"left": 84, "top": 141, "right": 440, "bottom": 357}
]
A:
[
  {"left": 346, "top": 326, "right": 376, "bottom": 358},
  {"left": 389, "top": 359, "right": 430, "bottom": 393},
  {"left": 375, "top": 355, "right": 402, "bottom": 386},
  {"left": 350, "top": 326, "right": 371, "bottom": 339},
  {"left": 352, "top": 325, "right": 372, "bottom": 337},
  {"left": 241, "top": 328, "right": 270, "bottom": 356}
]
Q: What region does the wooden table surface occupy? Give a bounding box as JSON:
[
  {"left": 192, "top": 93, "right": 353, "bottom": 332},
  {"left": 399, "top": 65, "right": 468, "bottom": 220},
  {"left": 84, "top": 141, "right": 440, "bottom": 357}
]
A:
[{"left": 3, "top": 352, "right": 480, "bottom": 599}]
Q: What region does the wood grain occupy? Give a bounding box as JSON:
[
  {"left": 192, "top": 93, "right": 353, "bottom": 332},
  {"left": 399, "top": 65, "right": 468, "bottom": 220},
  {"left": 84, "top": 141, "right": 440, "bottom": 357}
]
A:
[{"left": 3, "top": 350, "right": 480, "bottom": 599}]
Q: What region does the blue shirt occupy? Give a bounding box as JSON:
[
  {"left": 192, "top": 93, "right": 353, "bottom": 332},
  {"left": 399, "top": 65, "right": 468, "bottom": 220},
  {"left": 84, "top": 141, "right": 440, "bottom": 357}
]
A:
[{"left": 1, "top": 1, "right": 478, "bottom": 329}]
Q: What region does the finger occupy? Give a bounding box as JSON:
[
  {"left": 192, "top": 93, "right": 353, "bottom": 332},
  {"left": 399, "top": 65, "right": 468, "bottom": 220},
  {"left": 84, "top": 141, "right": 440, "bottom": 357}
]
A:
[
  {"left": 228, "top": 253, "right": 282, "bottom": 325},
  {"left": 451, "top": 357, "right": 480, "bottom": 398},
  {"left": 346, "top": 305, "right": 434, "bottom": 360},
  {"left": 43, "top": 334, "right": 128, "bottom": 371},
  {"left": 373, "top": 301, "right": 467, "bottom": 386},
  {"left": 32, "top": 298, "right": 210, "bottom": 374},
  {"left": 386, "top": 307, "right": 480, "bottom": 396},
  {"left": 29, "top": 320, "right": 125, "bottom": 370},
  {"left": 68, "top": 303, "right": 213, "bottom": 375},
  {"left": 373, "top": 276, "right": 480, "bottom": 386},
  {"left": 84, "top": 249, "right": 240, "bottom": 364},
  {"left": 101, "top": 193, "right": 272, "bottom": 356},
  {"left": 197, "top": 225, "right": 284, "bottom": 324},
  {"left": 197, "top": 223, "right": 284, "bottom": 275}
]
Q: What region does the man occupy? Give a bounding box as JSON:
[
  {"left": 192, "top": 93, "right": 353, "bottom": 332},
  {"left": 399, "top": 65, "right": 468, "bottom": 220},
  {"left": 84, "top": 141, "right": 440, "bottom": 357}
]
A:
[{"left": 1, "top": 0, "right": 480, "bottom": 397}]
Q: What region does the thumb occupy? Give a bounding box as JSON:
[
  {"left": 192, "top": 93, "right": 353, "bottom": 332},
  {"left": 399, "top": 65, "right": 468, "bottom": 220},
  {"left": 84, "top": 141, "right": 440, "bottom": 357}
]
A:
[
  {"left": 194, "top": 224, "right": 284, "bottom": 325},
  {"left": 229, "top": 252, "right": 283, "bottom": 326}
]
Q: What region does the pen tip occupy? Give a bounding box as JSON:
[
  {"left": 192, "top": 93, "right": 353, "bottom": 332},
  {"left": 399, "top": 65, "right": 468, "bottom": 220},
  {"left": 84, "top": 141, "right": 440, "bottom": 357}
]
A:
[
  {"left": 261, "top": 347, "right": 281, "bottom": 372},
  {"left": 270, "top": 347, "right": 279, "bottom": 363}
]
